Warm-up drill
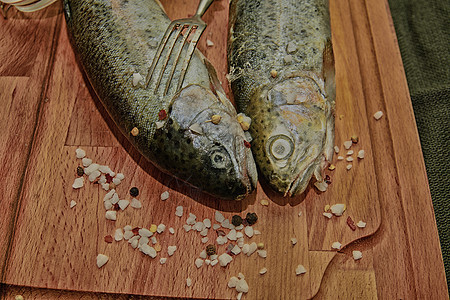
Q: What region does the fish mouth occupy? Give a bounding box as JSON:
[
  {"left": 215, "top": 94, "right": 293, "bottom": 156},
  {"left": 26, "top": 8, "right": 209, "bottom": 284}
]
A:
[
  {"left": 283, "top": 163, "right": 317, "bottom": 197},
  {"left": 234, "top": 135, "right": 258, "bottom": 200}
]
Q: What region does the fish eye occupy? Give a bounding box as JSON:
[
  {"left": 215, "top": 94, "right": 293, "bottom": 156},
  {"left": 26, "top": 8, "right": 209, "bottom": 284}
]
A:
[
  {"left": 268, "top": 135, "right": 294, "bottom": 161},
  {"left": 210, "top": 149, "right": 229, "bottom": 169}
]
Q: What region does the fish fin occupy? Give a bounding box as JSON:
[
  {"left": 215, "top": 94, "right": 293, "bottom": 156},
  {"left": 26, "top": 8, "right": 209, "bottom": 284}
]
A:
[
  {"left": 322, "top": 39, "right": 336, "bottom": 104},
  {"left": 203, "top": 58, "right": 237, "bottom": 114}
]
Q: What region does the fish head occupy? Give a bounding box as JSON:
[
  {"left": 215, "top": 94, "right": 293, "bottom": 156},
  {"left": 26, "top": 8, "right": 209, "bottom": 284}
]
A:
[
  {"left": 250, "top": 76, "right": 329, "bottom": 196},
  {"left": 152, "top": 84, "right": 257, "bottom": 200}
]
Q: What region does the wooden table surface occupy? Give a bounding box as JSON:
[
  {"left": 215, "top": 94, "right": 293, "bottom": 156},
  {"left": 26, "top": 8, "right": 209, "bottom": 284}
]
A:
[{"left": 0, "top": 0, "right": 447, "bottom": 299}]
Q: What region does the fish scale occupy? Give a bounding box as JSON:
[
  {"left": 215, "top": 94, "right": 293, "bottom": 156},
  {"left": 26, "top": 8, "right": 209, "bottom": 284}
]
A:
[
  {"left": 228, "top": 0, "right": 335, "bottom": 196},
  {"left": 64, "top": 0, "right": 257, "bottom": 200}
]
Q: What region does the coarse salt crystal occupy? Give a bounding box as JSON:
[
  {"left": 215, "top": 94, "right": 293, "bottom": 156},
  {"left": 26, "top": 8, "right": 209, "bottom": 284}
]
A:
[
  {"left": 115, "top": 173, "right": 124, "bottom": 180},
  {"left": 259, "top": 267, "right": 267, "bottom": 275},
  {"left": 139, "top": 236, "right": 149, "bottom": 246},
  {"left": 347, "top": 150, "right": 354, "bottom": 155},
  {"left": 75, "top": 148, "right": 86, "bottom": 159},
  {"left": 286, "top": 40, "right": 297, "bottom": 53},
  {"left": 186, "top": 277, "right": 192, "bottom": 287},
  {"left": 139, "top": 228, "right": 153, "bottom": 237},
  {"left": 257, "top": 250, "right": 267, "bottom": 258},
  {"left": 219, "top": 253, "right": 233, "bottom": 267},
  {"left": 357, "top": 150, "right": 365, "bottom": 159},
  {"left": 112, "top": 177, "right": 121, "bottom": 186},
  {"left": 210, "top": 259, "right": 218, "bottom": 266},
  {"left": 227, "top": 229, "right": 237, "bottom": 241},
  {"left": 114, "top": 228, "right": 124, "bottom": 241},
  {"left": 203, "top": 218, "right": 211, "bottom": 228},
  {"left": 236, "top": 278, "right": 249, "bottom": 293},
  {"left": 213, "top": 224, "right": 221, "bottom": 230},
  {"left": 323, "top": 212, "right": 333, "bottom": 219},
  {"left": 72, "top": 177, "right": 84, "bottom": 189},
  {"left": 330, "top": 204, "right": 346, "bottom": 216},
  {"left": 346, "top": 164, "right": 353, "bottom": 170},
  {"left": 84, "top": 163, "right": 99, "bottom": 176},
  {"left": 141, "top": 246, "right": 157, "bottom": 259},
  {"left": 118, "top": 200, "right": 129, "bottom": 210},
  {"left": 205, "top": 259, "right": 211, "bottom": 265},
  {"left": 332, "top": 242, "right": 342, "bottom": 250},
  {"left": 228, "top": 276, "right": 238, "bottom": 288},
  {"left": 98, "top": 165, "right": 111, "bottom": 174},
  {"left": 157, "top": 224, "right": 166, "bottom": 234},
  {"left": 200, "top": 228, "right": 208, "bottom": 236},
  {"left": 195, "top": 258, "right": 204, "bottom": 268},
  {"left": 346, "top": 157, "right": 354, "bottom": 162},
  {"left": 206, "top": 39, "right": 214, "bottom": 47},
  {"left": 237, "top": 237, "right": 245, "bottom": 248},
  {"left": 123, "top": 230, "right": 133, "bottom": 240},
  {"left": 101, "top": 199, "right": 111, "bottom": 209},
  {"left": 244, "top": 226, "right": 254, "bottom": 238},
  {"left": 132, "top": 72, "right": 143, "bottom": 86},
  {"left": 169, "top": 227, "right": 175, "bottom": 234},
  {"left": 105, "top": 211, "right": 117, "bottom": 221},
  {"left": 130, "top": 198, "right": 142, "bottom": 209},
  {"left": 254, "top": 230, "right": 261, "bottom": 235},
  {"left": 291, "top": 238, "right": 298, "bottom": 245},
  {"left": 334, "top": 146, "right": 340, "bottom": 153},
  {"left": 235, "top": 224, "right": 244, "bottom": 231},
  {"left": 70, "top": 200, "right": 77, "bottom": 208},
  {"left": 96, "top": 254, "right": 109, "bottom": 268},
  {"left": 124, "top": 225, "right": 132, "bottom": 231},
  {"left": 175, "top": 206, "right": 183, "bottom": 217},
  {"left": 236, "top": 232, "right": 244, "bottom": 239},
  {"left": 129, "top": 236, "right": 139, "bottom": 248},
  {"left": 168, "top": 246, "right": 177, "bottom": 256},
  {"left": 193, "top": 221, "right": 205, "bottom": 232},
  {"left": 231, "top": 245, "right": 241, "bottom": 255},
  {"left": 183, "top": 225, "right": 192, "bottom": 232},
  {"left": 353, "top": 250, "right": 363, "bottom": 260},
  {"left": 151, "top": 236, "right": 157, "bottom": 244},
  {"left": 295, "top": 264, "right": 307, "bottom": 275},
  {"left": 189, "top": 123, "right": 203, "bottom": 134},
  {"left": 298, "top": 211, "right": 302, "bottom": 217},
  {"left": 160, "top": 191, "right": 169, "bottom": 200},
  {"left": 337, "top": 156, "right": 344, "bottom": 160},
  {"left": 110, "top": 193, "right": 120, "bottom": 204},
  {"left": 101, "top": 183, "right": 110, "bottom": 191},
  {"left": 82, "top": 157, "right": 92, "bottom": 167},
  {"left": 221, "top": 219, "right": 232, "bottom": 229},
  {"left": 215, "top": 211, "right": 225, "bottom": 223},
  {"left": 247, "top": 242, "right": 257, "bottom": 256},
  {"left": 103, "top": 189, "right": 115, "bottom": 201},
  {"left": 216, "top": 236, "right": 228, "bottom": 245},
  {"left": 201, "top": 237, "right": 209, "bottom": 243},
  {"left": 344, "top": 141, "right": 353, "bottom": 149},
  {"left": 314, "top": 180, "right": 328, "bottom": 192},
  {"left": 373, "top": 111, "right": 383, "bottom": 120},
  {"left": 199, "top": 250, "right": 207, "bottom": 259},
  {"left": 155, "top": 121, "right": 165, "bottom": 129},
  {"left": 357, "top": 221, "right": 367, "bottom": 228},
  {"left": 284, "top": 55, "right": 293, "bottom": 64},
  {"left": 160, "top": 258, "right": 167, "bottom": 264}
]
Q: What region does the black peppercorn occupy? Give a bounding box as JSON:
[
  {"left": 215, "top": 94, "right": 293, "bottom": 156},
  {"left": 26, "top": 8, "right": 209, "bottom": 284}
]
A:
[
  {"left": 231, "top": 215, "right": 243, "bottom": 226},
  {"left": 206, "top": 244, "right": 216, "bottom": 256},
  {"left": 245, "top": 212, "right": 258, "bottom": 225},
  {"left": 129, "top": 187, "right": 139, "bottom": 197},
  {"left": 76, "top": 166, "right": 84, "bottom": 177}
]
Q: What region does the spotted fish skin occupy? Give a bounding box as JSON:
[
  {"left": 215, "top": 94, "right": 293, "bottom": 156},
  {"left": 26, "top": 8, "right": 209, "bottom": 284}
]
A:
[
  {"left": 63, "top": 0, "right": 257, "bottom": 200},
  {"left": 228, "top": 0, "right": 335, "bottom": 196}
]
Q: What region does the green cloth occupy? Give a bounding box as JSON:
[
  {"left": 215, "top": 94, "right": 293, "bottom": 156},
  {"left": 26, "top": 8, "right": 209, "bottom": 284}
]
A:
[{"left": 388, "top": 0, "right": 450, "bottom": 287}]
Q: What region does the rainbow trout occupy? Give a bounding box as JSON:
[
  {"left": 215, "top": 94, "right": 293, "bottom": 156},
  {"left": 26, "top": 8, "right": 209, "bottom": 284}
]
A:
[
  {"left": 63, "top": 0, "right": 257, "bottom": 200},
  {"left": 228, "top": 0, "right": 335, "bottom": 196}
]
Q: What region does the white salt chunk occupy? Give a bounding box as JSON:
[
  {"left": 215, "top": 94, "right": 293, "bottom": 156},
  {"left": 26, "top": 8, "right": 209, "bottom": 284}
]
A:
[
  {"left": 99, "top": 175, "right": 106, "bottom": 184},
  {"left": 140, "top": 244, "right": 157, "bottom": 258},
  {"left": 205, "top": 259, "right": 211, "bottom": 265},
  {"left": 195, "top": 258, "right": 204, "bottom": 268},
  {"left": 70, "top": 200, "right": 77, "bottom": 208},
  {"left": 203, "top": 218, "right": 211, "bottom": 228},
  {"left": 130, "top": 198, "right": 142, "bottom": 209},
  {"left": 129, "top": 237, "right": 139, "bottom": 249},
  {"left": 175, "top": 206, "right": 183, "bottom": 217},
  {"left": 236, "top": 232, "right": 244, "bottom": 239},
  {"left": 344, "top": 140, "right": 353, "bottom": 149},
  {"left": 357, "top": 150, "right": 365, "bottom": 159},
  {"left": 199, "top": 250, "right": 207, "bottom": 259},
  {"left": 105, "top": 211, "right": 117, "bottom": 221},
  {"left": 291, "top": 238, "right": 298, "bottom": 246},
  {"left": 373, "top": 111, "right": 383, "bottom": 120},
  {"left": 206, "top": 39, "right": 214, "bottom": 47},
  {"left": 330, "top": 204, "right": 346, "bottom": 216},
  {"left": 237, "top": 237, "right": 245, "bottom": 247},
  {"left": 104, "top": 200, "right": 113, "bottom": 210},
  {"left": 259, "top": 268, "right": 267, "bottom": 275},
  {"left": 332, "top": 242, "right": 342, "bottom": 250},
  {"left": 334, "top": 146, "right": 340, "bottom": 154},
  {"left": 254, "top": 230, "right": 261, "bottom": 235},
  {"left": 139, "top": 236, "right": 149, "bottom": 246},
  {"left": 216, "top": 236, "right": 227, "bottom": 245},
  {"left": 160, "top": 191, "right": 169, "bottom": 200},
  {"left": 346, "top": 157, "right": 354, "bottom": 162},
  {"left": 235, "top": 224, "right": 244, "bottom": 231},
  {"left": 183, "top": 225, "right": 192, "bottom": 232},
  {"left": 284, "top": 55, "right": 293, "bottom": 64},
  {"left": 110, "top": 193, "right": 120, "bottom": 204},
  {"left": 242, "top": 244, "right": 249, "bottom": 254},
  {"left": 286, "top": 40, "right": 297, "bottom": 53},
  {"left": 314, "top": 180, "right": 328, "bottom": 192},
  {"left": 257, "top": 250, "right": 267, "bottom": 258},
  {"left": 244, "top": 226, "right": 254, "bottom": 238},
  {"left": 123, "top": 230, "right": 133, "bottom": 240},
  {"left": 84, "top": 163, "right": 99, "bottom": 176},
  {"left": 155, "top": 121, "right": 165, "bottom": 129},
  {"left": 82, "top": 157, "right": 92, "bottom": 167},
  {"left": 193, "top": 221, "right": 205, "bottom": 232},
  {"left": 96, "top": 254, "right": 108, "bottom": 268},
  {"left": 210, "top": 259, "right": 218, "bottom": 266},
  {"left": 189, "top": 123, "right": 203, "bottom": 134},
  {"left": 236, "top": 278, "right": 249, "bottom": 293},
  {"left": 160, "top": 258, "right": 167, "bottom": 264},
  {"left": 231, "top": 245, "right": 241, "bottom": 255},
  {"left": 103, "top": 189, "right": 115, "bottom": 202},
  {"left": 112, "top": 177, "right": 121, "bottom": 186},
  {"left": 357, "top": 221, "right": 367, "bottom": 228},
  {"left": 200, "top": 228, "right": 208, "bottom": 237},
  {"left": 353, "top": 250, "right": 363, "bottom": 260},
  {"left": 247, "top": 242, "right": 257, "bottom": 256},
  {"left": 215, "top": 211, "right": 225, "bottom": 223},
  {"left": 201, "top": 237, "right": 209, "bottom": 243},
  {"left": 124, "top": 225, "right": 132, "bottom": 231},
  {"left": 151, "top": 236, "right": 157, "bottom": 244},
  {"left": 323, "top": 212, "right": 333, "bottom": 219},
  {"left": 295, "top": 264, "right": 307, "bottom": 275},
  {"left": 114, "top": 228, "right": 124, "bottom": 241},
  {"left": 228, "top": 276, "right": 238, "bottom": 288},
  {"left": 227, "top": 229, "right": 237, "bottom": 241},
  {"left": 115, "top": 173, "right": 124, "bottom": 180},
  {"left": 101, "top": 183, "right": 109, "bottom": 191},
  {"left": 186, "top": 278, "right": 192, "bottom": 287},
  {"left": 338, "top": 156, "right": 344, "bottom": 160},
  {"left": 75, "top": 148, "right": 86, "bottom": 159},
  {"left": 168, "top": 245, "right": 177, "bottom": 256},
  {"left": 72, "top": 177, "right": 84, "bottom": 189},
  {"left": 298, "top": 211, "right": 302, "bottom": 217},
  {"left": 98, "top": 165, "right": 111, "bottom": 174},
  {"left": 118, "top": 200, "right": 129, "bottom": 210},
  {"left": 169, "top": 227, "right": 175, "bottom": 234},
  {"left": 139, "top": 228, "right": 153, "bottom": 237},
  {"left": 157, "top": 224, "right": 166, "bottom": 233},
  {"left": 210, "top": 254, "right": 218, "bottom": 260},
  {"left": 347, "top": 150, "right": 354, "bottom": 155},
  {"left": 132, "top": 72, "right": 143, "bottom": 86},
  {"left": 213, "top": 224, "right": 221, "bottom": 230},
  {"left": 346, "top": 164, "right": 353, "bottom": 170},
  {"left": 219, "top": 253, "right": 233, "bottom": 267}
]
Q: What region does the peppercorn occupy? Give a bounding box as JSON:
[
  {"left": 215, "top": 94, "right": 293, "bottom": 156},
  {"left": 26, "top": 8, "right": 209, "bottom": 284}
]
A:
[
  {"left": 231, "top": 215, "right": 243, "bottom": 226},
  {"left": 130, "top": 187, "right": 139, "bottom": 197},
  {"left": 245, "top": 212, "right": 258, "bottom": 225},
  {"left": 77, "top": 166, "right": 84, "bottom": 177},
  {"left": 206, "top": 244, "right": 216, "bottom": 256}
]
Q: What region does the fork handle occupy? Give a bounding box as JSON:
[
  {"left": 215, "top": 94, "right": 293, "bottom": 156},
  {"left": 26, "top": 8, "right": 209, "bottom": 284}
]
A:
[{"left": 194, "top": 0, "right": 214, "bottom": 18}]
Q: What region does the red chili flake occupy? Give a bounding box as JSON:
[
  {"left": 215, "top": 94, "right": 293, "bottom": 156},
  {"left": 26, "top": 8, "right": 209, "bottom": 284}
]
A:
[
  {"left": 216, "top": 230, "right": 226, "bottom": 236},
  {"left": 244, "top": 141, "right": 251, "bottom": 148},
  {"left": 325, "top": 175, "right": 331, "bottom": 184},
  {"left": 105, "top": 173, "right": 113, "bottom": 183},
  {"left": 347, "top": 216, "right": 356, "bottom": 231},
  {"left": 113, "top": 203, "right": 120, "bottom": 211},
  {"left": 158, "top": 109, "right": 167, "bottom": 120},
  {"left": 132, "top": 227, "right": 141, "bottom": 235},
  {"left": 104, "top": 235, "right": 114, "bottom": 243},
  {"left": 225, "top": 243, "right": 235, "bottom": 254}
]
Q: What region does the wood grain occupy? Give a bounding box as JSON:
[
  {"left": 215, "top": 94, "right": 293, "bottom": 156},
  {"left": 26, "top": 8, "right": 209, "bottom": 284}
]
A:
[{"left": 0, "top": 0, "right": 447, "bottom": 299}]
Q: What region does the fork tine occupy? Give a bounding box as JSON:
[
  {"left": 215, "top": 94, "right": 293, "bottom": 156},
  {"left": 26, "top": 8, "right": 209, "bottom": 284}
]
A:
[
  {"left": 163, "top": 24, "right": 197, "bottom": 96},
  {"left": 145, "top": 23, "right": 179, "bottom": 89},
  {"left": 176, "top": 25, "right": 205, "bottom": 92}
]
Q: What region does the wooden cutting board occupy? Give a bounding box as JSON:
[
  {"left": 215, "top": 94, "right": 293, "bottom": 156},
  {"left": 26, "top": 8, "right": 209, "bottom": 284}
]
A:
[{"left": 0, "top": 0, "right": 447, "bottom": 299}]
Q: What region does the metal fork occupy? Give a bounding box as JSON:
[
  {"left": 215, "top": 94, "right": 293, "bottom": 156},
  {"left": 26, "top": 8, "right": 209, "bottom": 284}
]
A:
[
  {"left": 1, "top": 0, "right": 57, "bottom": 18},
  {"left": 145, "top": 0, "right": 214, "bottom": 96}
]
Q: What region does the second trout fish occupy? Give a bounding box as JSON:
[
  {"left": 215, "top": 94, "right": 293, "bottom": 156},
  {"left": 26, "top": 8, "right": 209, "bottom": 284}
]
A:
[{"left": 228, "top": 0, "right": 336, "bottom": 196}]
